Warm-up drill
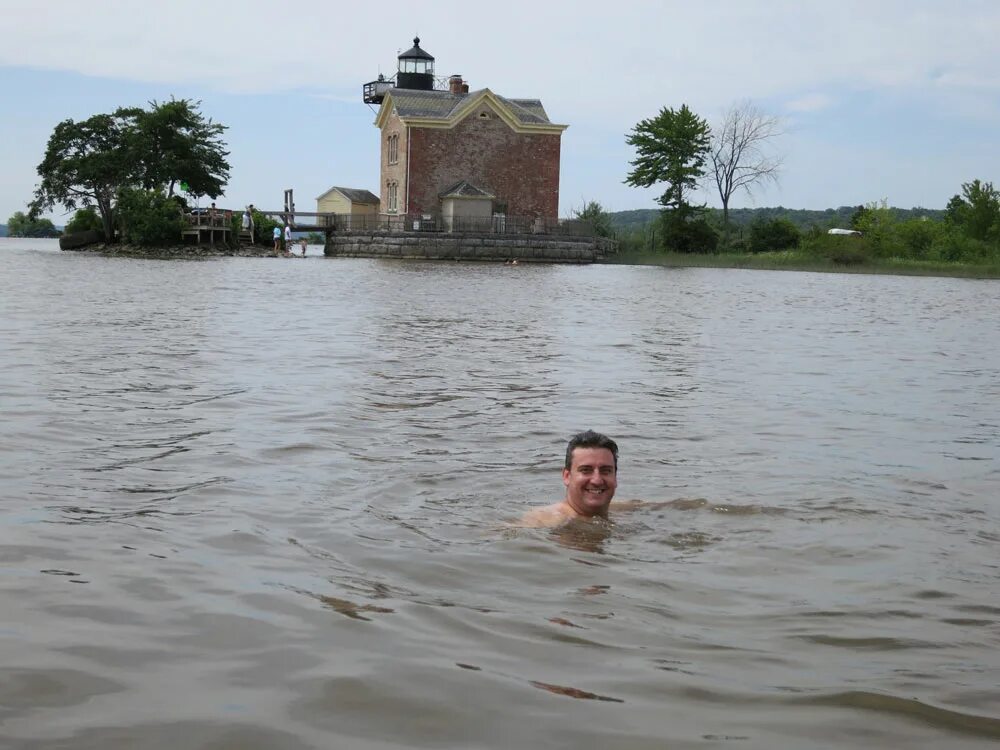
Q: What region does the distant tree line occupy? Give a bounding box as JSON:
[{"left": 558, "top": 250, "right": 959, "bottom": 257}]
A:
[
  {"left": 606, "top": 205, "right": 946, "bottom": 233},
  {"left": 601, "top": 97, "right": 999, "bottom": 266},
  {"left": 4, "top": 212, "right": 59, "bottom": 237},
  {"left": 598, "top": 184, "right": 998, "bottom": 266}
]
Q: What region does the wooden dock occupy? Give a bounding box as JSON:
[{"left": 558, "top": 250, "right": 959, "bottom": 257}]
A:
[{"left": 181, "top": 210, "right": 233, "bottom": 245}]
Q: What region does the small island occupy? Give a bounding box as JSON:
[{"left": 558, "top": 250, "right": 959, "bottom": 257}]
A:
[{"left": 12, "top": 44, "right": 1000, "bottom": 277}]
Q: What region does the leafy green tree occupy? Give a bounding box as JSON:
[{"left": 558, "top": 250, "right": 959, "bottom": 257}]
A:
[
  {"left": 134, "top": 98, "right": 230, "bottom": 198},
  {"left": 895, "top": 218, "right": 941, "bottom": 259},
  {"left": 6, "top": 211, "right": 58, "bottom": 237},
  {"left": 626, "top": 104, "right": 711, "bottom": 241},
  {"left": 63, "top": 207, "right": 104, "bottom": 235},
  {"left": 573, "top": 200, "right": 613, "bottom": 238},
  {"left": 852, "top": 199, "right": 902, "bottom": 257},
  {"left": 945, "top": 179, "right": 1000, "bottom": 241},
  {"left": 849, "top": 204, "right": 872, "bottom": 230},
  {"left": 29, "top": 108, "right": 143, "bottom": 240},
  {"left": 29, "top": 100, "right": 229, "bottom": 243}
]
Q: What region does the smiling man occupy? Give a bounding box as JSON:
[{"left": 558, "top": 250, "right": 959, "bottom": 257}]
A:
[{"left": 519, "top": 430, "right": 620, "bottom": 527}]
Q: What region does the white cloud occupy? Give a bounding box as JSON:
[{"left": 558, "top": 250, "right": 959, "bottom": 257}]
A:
[
  {"left": 3, "top": 1, "right": 999, "bottom": 111},
  {"left": 785, "top": 94, "right": 834, "bottom": 113},
  {"left": 3, "top": 0, "right": 1000, "bottom": 218}
]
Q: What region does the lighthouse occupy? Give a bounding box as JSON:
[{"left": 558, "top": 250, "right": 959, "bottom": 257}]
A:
[{"left": 363, "top": 36, "right": 436, "bottom": 104}]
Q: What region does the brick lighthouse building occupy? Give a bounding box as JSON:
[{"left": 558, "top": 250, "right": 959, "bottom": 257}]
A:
[{"left": 365, "top": 37, "right": 568, "bottom": 227}]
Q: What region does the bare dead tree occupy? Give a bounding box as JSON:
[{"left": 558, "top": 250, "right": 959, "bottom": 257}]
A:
[{"left": 709, "top": 101, "right": 783, "bottom": 235}]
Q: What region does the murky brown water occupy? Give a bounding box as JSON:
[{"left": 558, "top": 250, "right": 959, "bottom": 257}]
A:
[{"left": 1, "top": 238, "right": 998, "bottom": 749}]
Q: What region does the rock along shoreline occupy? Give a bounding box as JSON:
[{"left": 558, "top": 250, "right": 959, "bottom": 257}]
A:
[{"left": 64, "top": 243, "right": 295, "bottom": 259}]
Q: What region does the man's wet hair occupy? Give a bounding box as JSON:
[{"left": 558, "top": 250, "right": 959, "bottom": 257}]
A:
[{"left": 564, "top": 430, "right": 618, "bottom": 471}]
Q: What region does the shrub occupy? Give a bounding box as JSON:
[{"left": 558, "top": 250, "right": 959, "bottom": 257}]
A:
[
  {"left": 252, "top": 210, "right": 280, "bottom": 246},
  {"left": 116, "top": 188, "right": 185, "bottom": 246},
  {"left": 749, "top": 218, "right": 801, "bottom": 253},
  {"left": 573, "top": 200, "right": 613, "bottom": 238},
  {"left": 229, "top": 212, "right": 243, "bottom": 247},
  {"left": 930, "top": 229, "right": 997, "bottom": 263},
  {"left": 802, "top": 233, "right": 871, "bottom": 265},
  {"left": 896, "top": 218, "right": 942, "bottom": 259},
  {"left": 661, "top": 216, "right": 719, "bottom": 253}
]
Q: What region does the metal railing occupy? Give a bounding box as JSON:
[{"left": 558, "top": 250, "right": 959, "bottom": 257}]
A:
[
  {"left": 319, "top": 213, "right": 598, "bottom": 237},
  {"left": 182, "top": 210, "right": 232, "bottom": 229}
]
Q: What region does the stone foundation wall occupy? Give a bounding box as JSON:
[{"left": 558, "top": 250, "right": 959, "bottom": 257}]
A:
[{"left": 324, "top": 233, "right": 598, "bottom": 263}]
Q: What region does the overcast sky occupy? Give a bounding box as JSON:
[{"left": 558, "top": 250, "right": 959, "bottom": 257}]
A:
[{"left": 2, "top": 0, "right": 998, "bottom": 223}]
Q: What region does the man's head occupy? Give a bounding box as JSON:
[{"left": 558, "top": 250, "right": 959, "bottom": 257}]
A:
[
  {"left": 562, "top": 430, "right": 619, "bottom": 518},
  {"left": 564, "top": 430, "right": 618, "bottom": 471}
]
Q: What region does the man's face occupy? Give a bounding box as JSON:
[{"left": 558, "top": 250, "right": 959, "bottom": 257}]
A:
[{"left": 563, "top": 447, "right": 617, "bottom": 517}]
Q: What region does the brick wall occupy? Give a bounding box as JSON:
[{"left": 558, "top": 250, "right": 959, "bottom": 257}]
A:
[
  {"left": 404, "top": 106, "right": 561, "bottom": 219},
  {"left": 325, "top": 234, "right": 596, "bottom": 262},
  {"left": 379, "top": 110, "right": 408, "bottom": 214}
]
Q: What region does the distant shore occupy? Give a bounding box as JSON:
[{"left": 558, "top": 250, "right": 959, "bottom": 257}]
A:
[{"left": 608, "top": 250, "right": 1000, "bottom": 279}]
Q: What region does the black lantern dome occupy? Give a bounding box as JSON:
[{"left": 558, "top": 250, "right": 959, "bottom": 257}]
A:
[{"left": 396, "top": 36, "right": 435, "bottom": 91}]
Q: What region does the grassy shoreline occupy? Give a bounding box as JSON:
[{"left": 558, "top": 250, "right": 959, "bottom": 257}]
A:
[{"left": 606, "top": 250, "right": 1000, "bottom": 279}]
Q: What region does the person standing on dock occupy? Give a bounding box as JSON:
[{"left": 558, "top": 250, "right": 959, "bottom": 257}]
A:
[
  {"left": 284, "top": 224, "right": 292, "bottom": 254},
  {"left": 272, "top": 226, "right": 281, "bottom": 255},
  {"left": 242, "top": 207, "right": 254, "bottom": 245}
]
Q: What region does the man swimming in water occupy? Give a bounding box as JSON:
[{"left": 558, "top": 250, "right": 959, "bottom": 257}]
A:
[{"left": 519, "top": 430, "right": 627, "bottom": 527}]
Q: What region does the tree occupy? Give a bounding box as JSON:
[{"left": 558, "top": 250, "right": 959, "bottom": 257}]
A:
[
  {"left": 29, "top": 100, "right": 229, "bottom": 242},
  {"left": 573, "top": 200, "right": 613, "bottom": 238},
  {"left": 849, "top": 204, "right": 872, "bottom": 230},
  {"left": 709, "top": 101, "right": 782, "bottom": 237},
  {"left": 134, "top": 98, "right": 230, "bottom": 198},
  {"left": 945, "top": 179, "right": 1000, "bottom": 241},
  {"left": 626, "top": 104, "right": 710, "bottom": 222},
  {"left": 6, "top": 211, "right": 58, "bottom": 237},
  {"left": 29, "top": 108, "right": 143, "bottom": 240},
  {"left": 853, "top": 199, "right": 901, "bottom": 257}
]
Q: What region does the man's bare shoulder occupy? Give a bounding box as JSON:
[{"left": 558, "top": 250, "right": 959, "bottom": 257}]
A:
[{"left": 514, "top": 502, "right": 575, "bottom": 528}]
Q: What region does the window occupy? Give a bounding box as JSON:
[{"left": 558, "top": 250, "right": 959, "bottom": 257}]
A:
[
  {"left": 387, "top": 134, "right": 398, "bottom": 165},
  {"left": 387, "top": 182, "right": 398, "bottom": 213}
]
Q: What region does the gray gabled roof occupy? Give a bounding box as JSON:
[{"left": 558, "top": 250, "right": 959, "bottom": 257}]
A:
[
  {"left": 316, "top": 186, "right": 380, "bottom": 204},
  {"left": 439, "top": 180, "right": 495, "bottom": 199},
  {"left": 389, "top": 89, "right": 552, "bottom": 126}
]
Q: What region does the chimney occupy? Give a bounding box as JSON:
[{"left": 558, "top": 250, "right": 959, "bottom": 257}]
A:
[
  {"left": 461, "top": 83, "right": 469, "bottom": 93},
  {"left": 449, "top": 75, "right": 464, "bottom": 95}
]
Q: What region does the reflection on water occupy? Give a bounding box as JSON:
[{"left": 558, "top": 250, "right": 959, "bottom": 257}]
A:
[{"left": 1, "top": 239, "right": 998, "bottom": 748}]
